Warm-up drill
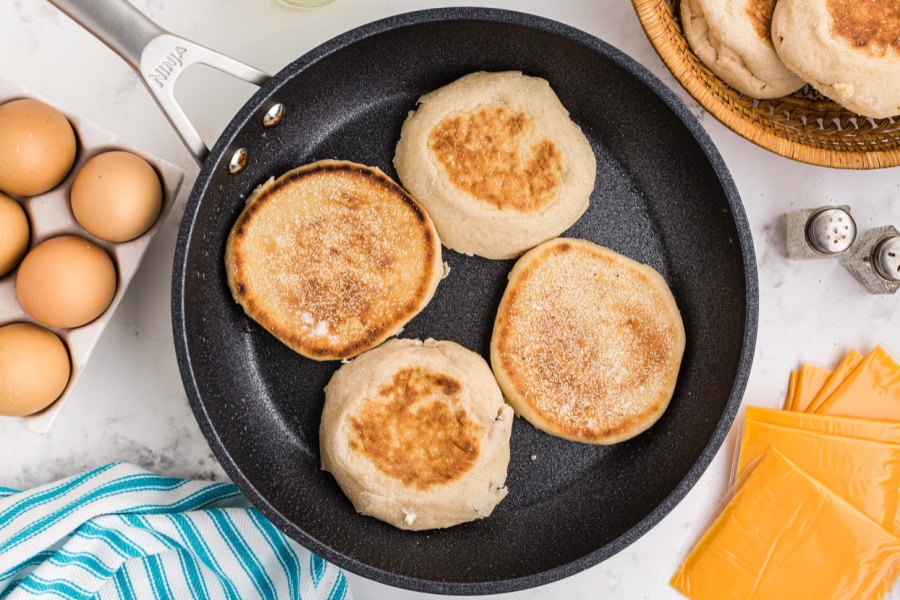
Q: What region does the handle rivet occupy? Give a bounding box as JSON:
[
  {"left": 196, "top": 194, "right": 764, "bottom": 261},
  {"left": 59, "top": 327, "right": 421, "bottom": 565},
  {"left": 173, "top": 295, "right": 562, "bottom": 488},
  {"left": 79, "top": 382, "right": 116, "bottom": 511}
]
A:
[
  {"left": 229, "top": 148, "right": 248, "bottom": 174},
  {"left": 263, "top": 103, "right": 285, "bottom": 127}
]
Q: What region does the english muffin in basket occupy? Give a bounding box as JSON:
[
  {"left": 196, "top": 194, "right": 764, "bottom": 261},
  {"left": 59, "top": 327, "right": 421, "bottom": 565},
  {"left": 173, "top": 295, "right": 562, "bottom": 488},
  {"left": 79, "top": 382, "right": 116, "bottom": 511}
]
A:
[
  {"left": 680, "top": 0, "right": 804, "bottom": 98},
  {"left": 771, "top": 0, "right": 900, "bottom": 118},
  {"left": 394, "top": 71, "right": 596, "bottom": 260},
  {"left": 225, "top": 160, "right": 442, "bottom": 361},
  {"left": 320, "top": 338, "right": 513, "bottom": 530},
  {"left": 491, "top": 238, "right": 686, "bottom": 445}
]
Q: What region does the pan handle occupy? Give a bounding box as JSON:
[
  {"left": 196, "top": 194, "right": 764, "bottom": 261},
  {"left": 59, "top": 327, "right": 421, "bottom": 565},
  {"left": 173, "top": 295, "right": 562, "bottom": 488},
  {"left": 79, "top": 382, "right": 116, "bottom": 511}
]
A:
[{"left": 46, "top": 0, "right": 271, "bottom": 164}]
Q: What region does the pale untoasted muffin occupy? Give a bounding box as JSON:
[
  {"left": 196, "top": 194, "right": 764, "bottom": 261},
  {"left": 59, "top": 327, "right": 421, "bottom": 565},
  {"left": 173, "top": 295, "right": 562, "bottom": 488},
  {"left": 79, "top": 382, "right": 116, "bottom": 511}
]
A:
[
  {"left": 225, "top": 160, "right": 442, "bottom": 361},
  {"left": 772, "top": 0, "right": 900, "bottom": 118},
  {"left": 394, "top": 71, "right": 596, "bottom": 260},
  {"left": 490, "top": 238, "right": 686, "bottom": 445},
  {"left": 681, "top": 0, "right": 805, "bottom": 98},
  {"left": 320, "top": 338, "right": 513, "bottom": 530}
]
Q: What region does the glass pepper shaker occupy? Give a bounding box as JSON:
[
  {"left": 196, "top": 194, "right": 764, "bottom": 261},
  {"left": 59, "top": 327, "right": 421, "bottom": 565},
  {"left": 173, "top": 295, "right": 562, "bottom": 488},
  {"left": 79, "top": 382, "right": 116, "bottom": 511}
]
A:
[
  {"left": 840, "top": 225, "right": 900, "bottom": 295},
  {"left": 787, "top": 206, "right": 857, "bottom": 259}
]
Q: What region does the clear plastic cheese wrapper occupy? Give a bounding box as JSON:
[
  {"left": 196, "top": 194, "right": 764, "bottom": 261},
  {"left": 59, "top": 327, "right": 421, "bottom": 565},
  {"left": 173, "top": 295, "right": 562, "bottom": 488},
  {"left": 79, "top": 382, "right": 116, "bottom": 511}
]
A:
[
  {"left": 738, "top": 409, "right": 900, "bottom": 533},
  {"left": 671, "top": 449, "right": 900, "bottom": 600},
  {"left": 806, "top": 348, "right": 864, "bottom": 413},
  {"left": 745, "top": 406, "right": 900, "bottom": 443},
  {"left": 782, "top": 369, "right": 798, "bottom": 410},
  {"left": 790, "top": 362, "right": 832, "bottom": 411},
  {"left": 815, "top": 346, "right": 900, "bottom": 420}
]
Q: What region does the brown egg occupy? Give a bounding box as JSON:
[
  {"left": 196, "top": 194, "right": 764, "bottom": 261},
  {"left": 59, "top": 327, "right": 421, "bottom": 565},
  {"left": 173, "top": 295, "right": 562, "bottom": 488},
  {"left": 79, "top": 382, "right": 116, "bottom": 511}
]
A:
[
  {"left": 0, "top": 99, "right": 77, "bottom": 197},
  {"left": 16, "top": 236, "right": 117, "bottom": 328},
  {"left": 0, "top": 193, "right": 29, "bottom": 276},
  {"left": 0, "top": 323, "right": 70, "bottom": 416},
  {"left": 71, "top": 151, "right": 163, "bottom": 242}
]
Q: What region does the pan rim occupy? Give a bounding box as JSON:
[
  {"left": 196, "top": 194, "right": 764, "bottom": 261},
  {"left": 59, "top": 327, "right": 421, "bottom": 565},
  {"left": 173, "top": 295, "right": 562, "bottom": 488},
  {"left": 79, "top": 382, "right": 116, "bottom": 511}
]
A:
[{"left": 172, "top": 7, "right": 759, "bottom": 595}]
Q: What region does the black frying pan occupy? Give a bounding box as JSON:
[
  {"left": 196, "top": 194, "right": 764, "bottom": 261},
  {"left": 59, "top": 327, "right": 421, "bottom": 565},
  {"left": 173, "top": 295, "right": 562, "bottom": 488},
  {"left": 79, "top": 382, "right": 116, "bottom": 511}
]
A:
[{"left": 49, "top": 2, "right": 758, "bottom": 594}]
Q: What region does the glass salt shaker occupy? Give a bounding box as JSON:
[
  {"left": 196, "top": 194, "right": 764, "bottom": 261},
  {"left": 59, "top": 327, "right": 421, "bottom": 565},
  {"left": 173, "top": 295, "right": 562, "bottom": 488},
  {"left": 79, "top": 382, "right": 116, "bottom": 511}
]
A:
[
  {"left": 840, "top": 225, "right": 900, "bottom": 295},
  {"left": 787, "top": 206, "right": 857, "bottom": 259}
]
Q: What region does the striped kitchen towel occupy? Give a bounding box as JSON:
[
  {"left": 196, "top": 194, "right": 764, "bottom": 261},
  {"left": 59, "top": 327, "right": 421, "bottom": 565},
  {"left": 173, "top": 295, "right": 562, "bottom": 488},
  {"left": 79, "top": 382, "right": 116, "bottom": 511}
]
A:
[{"left": 0, "top": 463, "right": 351, "bottom": 600}]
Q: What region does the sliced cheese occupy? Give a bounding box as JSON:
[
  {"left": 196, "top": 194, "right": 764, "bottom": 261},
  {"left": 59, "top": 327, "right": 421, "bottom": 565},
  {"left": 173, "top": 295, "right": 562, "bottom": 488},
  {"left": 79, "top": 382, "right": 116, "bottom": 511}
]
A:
[
  {"left": 807, "top": 349, "right": 864, "bottom": 413},
  {"left": 783, "top": 370, "right": 799, "bottom": 411},
  {"left": 737, "top": 418, "right": 900, "bottom": 532},
  {"left": 872, "top": 562, "right": 900, "bottom": 600},
  {"left": 793, "top": 363, "right": 833, "bottom": 412},
  {"left": 672, "top": 450, "right": 900, "bottom": 600},
  {"left": 746, "top": 406, "right": 900, "bottom": 443},
  {"left": 817, "top": 346, "right": 900, "bottom": 420}
]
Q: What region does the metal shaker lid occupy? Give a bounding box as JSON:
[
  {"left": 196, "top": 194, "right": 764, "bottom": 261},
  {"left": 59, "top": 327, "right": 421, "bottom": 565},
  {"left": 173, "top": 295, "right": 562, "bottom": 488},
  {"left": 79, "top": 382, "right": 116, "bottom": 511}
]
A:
[
  {"left": 806, "top": 208, "right": 857, "bottom": 255},
  {"left": 874, "top": 236, "right": 900, "bottom": 283}
]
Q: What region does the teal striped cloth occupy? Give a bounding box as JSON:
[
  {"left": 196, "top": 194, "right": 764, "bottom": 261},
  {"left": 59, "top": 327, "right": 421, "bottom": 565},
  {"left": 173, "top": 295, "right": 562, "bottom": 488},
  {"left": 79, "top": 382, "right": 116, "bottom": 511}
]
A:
[{"left": 0, "top": 463, "right": 351, "bottom": 600}]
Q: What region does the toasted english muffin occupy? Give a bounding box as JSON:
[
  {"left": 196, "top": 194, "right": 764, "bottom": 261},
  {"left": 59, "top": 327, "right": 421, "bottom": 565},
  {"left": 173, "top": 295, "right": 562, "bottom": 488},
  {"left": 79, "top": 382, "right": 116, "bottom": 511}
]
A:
[
  {"left": 772, "top": 0, "right": 900, "bottom": 118},
  {"left": 490, "top": 238, "right": 686, "bottom": 445},
  {"left": 225, "top": 160, "right": 442, "bottom": 361},
  {"left": 681, "top": 0, "right": 805, "bottom": 98},
  {"left": 394, "top": 71, "right": 596, "bottom": 260},
  {"left": 320, "top": 338, "right": 513, "bottom": 530}
]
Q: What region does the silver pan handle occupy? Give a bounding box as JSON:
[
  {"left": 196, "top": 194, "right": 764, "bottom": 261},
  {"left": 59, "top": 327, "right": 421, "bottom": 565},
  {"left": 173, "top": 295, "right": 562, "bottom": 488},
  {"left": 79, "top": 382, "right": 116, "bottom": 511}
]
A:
[{"left": 46, "top": 0, "right": 271, "bottom": 163}]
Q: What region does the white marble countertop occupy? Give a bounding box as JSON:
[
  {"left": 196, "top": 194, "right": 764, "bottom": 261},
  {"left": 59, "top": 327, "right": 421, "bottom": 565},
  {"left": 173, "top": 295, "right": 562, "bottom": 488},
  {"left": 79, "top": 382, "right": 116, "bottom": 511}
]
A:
[{"left": 2, "top": 0, "right": 900, "bottom": 598}]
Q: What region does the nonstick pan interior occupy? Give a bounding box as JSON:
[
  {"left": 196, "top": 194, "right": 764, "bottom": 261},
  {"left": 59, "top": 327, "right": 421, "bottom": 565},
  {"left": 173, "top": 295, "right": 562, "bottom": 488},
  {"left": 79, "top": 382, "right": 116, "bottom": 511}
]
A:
[{"left": 173, "top": 8, "right": 757, "bottom": 595}]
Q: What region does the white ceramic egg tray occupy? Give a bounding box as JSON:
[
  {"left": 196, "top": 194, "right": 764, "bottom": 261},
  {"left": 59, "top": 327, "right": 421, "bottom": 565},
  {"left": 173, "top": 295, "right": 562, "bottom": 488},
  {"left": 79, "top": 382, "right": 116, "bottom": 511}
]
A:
[{"left": 0, "top": 75, "right": 183, "bottom": 435}]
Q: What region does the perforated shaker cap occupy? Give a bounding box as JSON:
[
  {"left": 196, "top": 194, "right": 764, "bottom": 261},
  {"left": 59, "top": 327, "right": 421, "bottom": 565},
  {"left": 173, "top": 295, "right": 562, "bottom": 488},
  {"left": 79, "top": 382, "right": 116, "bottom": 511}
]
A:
[
  {"left": 806, "top": 208, "right": 857, "bottom": 255},
  {"left": 874, "top": 236, "right": 900, "bottom": 283}
]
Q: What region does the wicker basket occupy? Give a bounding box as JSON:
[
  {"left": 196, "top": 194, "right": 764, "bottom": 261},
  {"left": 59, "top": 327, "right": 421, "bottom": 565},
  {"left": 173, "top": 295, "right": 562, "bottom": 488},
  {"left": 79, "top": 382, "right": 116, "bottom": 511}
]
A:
[{"left": 632, "top": 0, "right": 900, "bottom": 169}]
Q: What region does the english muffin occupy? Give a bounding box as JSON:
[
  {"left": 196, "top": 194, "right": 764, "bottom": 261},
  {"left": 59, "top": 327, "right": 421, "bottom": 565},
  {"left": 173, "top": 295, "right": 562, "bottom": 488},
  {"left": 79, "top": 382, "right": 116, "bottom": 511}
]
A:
[
  {"left": 320, "top": 338, "right": 513, "bottom": 530},
  {"left": 772, "top": 0, "right": 900, "bottom": 118},
  {"left": 394, "top": 71, "right": 596, "bottom": 260},
  {"left": 681, "top": 0, "right": 805, "bottom": 98},
  {"left": 491, "top": 238, "right": 686, "bottom": 445},
  {"left": 225, "top": 160, "right": 442, "bottom": 361}
]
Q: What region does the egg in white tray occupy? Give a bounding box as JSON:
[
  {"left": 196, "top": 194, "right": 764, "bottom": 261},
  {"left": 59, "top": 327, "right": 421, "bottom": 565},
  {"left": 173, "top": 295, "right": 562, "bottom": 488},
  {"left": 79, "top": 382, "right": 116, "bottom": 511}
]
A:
[{"left": 0, "top": 74, "right": 184, "bottom": 434}]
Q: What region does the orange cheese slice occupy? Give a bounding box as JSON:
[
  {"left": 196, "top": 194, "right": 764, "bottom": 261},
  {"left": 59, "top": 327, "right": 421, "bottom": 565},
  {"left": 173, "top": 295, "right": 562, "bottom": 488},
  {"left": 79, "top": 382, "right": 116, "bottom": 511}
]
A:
[
  {"left": 793, "top": 363, "right": 833, "bottom": 412},
  {"left": 872, "top": 562, "right": 900, "bottom": 600},
  {"left": 671, "top": 450, "right": 900, "bottom": 600},
  {"left": 783, "top": 370, "right": 799, "bottom": 411},
  {"left": 817, "top": 346, "right": 900, "bottom": 420},
  {"left": 743, "top": 407, "right": 900, "bottom": 600},
  {"left": 737, "top": 417, "right": 900, "bottom": 532},
  {"left": 807, "top": 349, "right": 864, "bottom": 413},
  {"left": 745, "top": 406, "right": 900, "bottom": 443}
]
